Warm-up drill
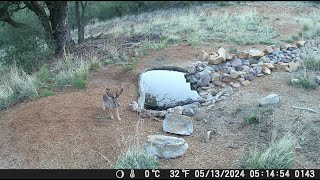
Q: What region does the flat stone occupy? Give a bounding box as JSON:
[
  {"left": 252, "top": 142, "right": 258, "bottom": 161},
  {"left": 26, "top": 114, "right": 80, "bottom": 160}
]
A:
[
  {"left": 248, "top": 50, "right": 264, "bottom": 59},
  {"left": 144, "top": 135, "right": 188, "bottom": 159},
  {"left": 241, "top": 80, "right": 251, "bottom": 86},
  {"left": 163, "top": 114, "right": 193, "bottom": 135}
]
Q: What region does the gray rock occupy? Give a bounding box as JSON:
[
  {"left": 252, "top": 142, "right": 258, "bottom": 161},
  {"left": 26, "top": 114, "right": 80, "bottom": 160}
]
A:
[
  {"left": 244, "top": 73, "right": 256, "bottom": 81},
  {"left": 230, "top": 70, "right": 239, "bottom": 79},
  {"left": 197, "top": 73, "right": 211, "bottom": 86},
  {"left": 243, "top": 60, "right": 250, "bottom": 66},
  {"left": 259, "top": 94, "right": 280, "bottom": 107},
  {"left": 225, "top": 62, "right": 231, "bottom": 67},
  {"left": 182, "top": 103, "right": 200, "bottom": 116},
  {"left": 231, "top": 59, "right": 243, "bottom": 68},
  {"left": 167, "top": 106, "right": 184, "bottom": 115},
  {"left": 144, "top": 135, "right": 188, "bottom": 159},
  {"left": 272, "top": 50, "right": 280, "bottom": 56},
  {"left": 213, "top": 80, "right": 223, "bottom": 86},
  {"left": 186, "top": 65, "right": 196, "bottom": 73},
  {"left": 235, "top": 65, "right": 244, "bottom": 71},
  {"left": 249, "top": 59, "right": 259, "bottom": 65},
  {"left": 252, "top": 66, "right": 263, "bottom": 74},
  {"left": 259, "top": 56, "right": 271, "bottom": 63},
  {"left": 163, "top": 114, "right": 193, "bottom": 135},
  {"left": 316, "top": 76, "right": 320, "bottom": 84}
]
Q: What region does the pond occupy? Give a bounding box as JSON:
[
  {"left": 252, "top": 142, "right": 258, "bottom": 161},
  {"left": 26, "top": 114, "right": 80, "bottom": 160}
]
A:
[{"left": 140, "top": 70, "right": 200, "bottom": 110}]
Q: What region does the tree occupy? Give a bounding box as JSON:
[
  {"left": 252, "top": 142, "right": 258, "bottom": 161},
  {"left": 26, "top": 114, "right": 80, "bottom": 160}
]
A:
[
  {"left": 75, "top": 1, "right": 87, "bottom": 44},
  {"left": 0, "top": 1, "right": 74, "bottom": 54}
]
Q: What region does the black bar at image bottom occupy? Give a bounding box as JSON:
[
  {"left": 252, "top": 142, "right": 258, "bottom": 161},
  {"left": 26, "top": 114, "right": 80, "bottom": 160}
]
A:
[{"left": 0, "top": 169, "right": 319, "bottom": 179}]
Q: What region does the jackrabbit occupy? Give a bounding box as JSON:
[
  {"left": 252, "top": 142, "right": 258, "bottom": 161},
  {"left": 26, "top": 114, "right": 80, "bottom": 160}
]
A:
[{"left": 102, "top": 86, "right": 123, "bottom": 120}]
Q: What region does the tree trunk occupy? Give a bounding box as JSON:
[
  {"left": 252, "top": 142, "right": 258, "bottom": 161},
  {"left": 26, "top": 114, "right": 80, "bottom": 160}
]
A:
[
  {"left": 46, "top": 1, "right": 74, "bottom": 54},
  {"left": 75, "top": 1, "right": 85, "bottom": 44},
  {"left": 23, "top": 1, "right": 55, "bottom": 51}
]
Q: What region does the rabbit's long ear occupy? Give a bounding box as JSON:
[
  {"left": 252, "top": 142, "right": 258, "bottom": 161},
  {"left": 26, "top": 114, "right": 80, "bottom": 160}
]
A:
[
  {"left": 116, "top": 86, "right": 124, "bottom": 97},
  {"left": 106, "top": 88, "right": 115, "bottom": 98}
]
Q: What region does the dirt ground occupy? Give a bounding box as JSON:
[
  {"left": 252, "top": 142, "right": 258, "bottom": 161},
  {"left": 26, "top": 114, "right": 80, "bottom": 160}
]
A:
[{"left": 0, "top": 2, "right": 320, "bottom": 169}]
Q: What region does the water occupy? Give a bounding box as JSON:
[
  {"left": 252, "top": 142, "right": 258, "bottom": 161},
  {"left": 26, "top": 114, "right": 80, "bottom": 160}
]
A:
[{"left": 141, "top": 70, "right": 200, "bottom": 110}]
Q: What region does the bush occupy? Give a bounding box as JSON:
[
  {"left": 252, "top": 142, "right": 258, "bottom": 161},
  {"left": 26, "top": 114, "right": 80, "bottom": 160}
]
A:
[
  {"left": 0, "top": 9, "right": 54, "bottom": 74},
  {"left": 40, "top": 90, "right": 54, "bottom": 97},
  {"left": 242, "top": 134, "right": 295, "bottom": 169},
  {"left": 0, "top": 65, "right": 38, "bottom": 109},
  {"left": 53, "top": 57, "right": 89, "bottom": 88},
  {"left": 244, "top": 115, "right": 259, "bottom": 125},
  {"left": 114, "top": 147, "right": 159, "bottom": 169}
]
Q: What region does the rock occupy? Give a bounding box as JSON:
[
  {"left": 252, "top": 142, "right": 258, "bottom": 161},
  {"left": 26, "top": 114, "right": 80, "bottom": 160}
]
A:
[
  {"left": 231, "top": 59, "right": 242, "bottom": 68},
  {"left": 259, "top": 56, "right": 271, "bottom": 63},
  {"left": 259, "top": 94, "right": 280, "bottom": 107},
  {"left": 285, "top": 62, "right": 300, "bottom": 72},
  {"left": 258, "top": 61, "right": 264, "bottom": 66},
  {"left": 198, "top": 73, "right": 211, "bottom": 86},
  {"left": 257, "top": 73, "right": 264, "bottom": 77},
  {"left": 235, "top": 65, "right": 244, "bottom": 71},
  {"left": 296, "top": 41, "right": 306, "bottom": 48},
  {"left": 244, "top": 73, "right": 256, "bottom": 81},
  {"left": 230, "top": 70, "right": 239, "bottom": 79},
  {"left": 248, "top": 50, "right": 264, "bottom": 59},
  {"left": 208, "top": 47, "right": 227, "bottom": 65},
  {"left": 263, "top": 46, "right": 273, "bottom": 54},
  {"left": 243, "top": 60, "right": 250, "bottom": 66},
  {"left": 262, "top": 67, "right": 271, "bottom": 75},
  {"left": 237, "top": 51, "right": 249, "bottom": 59},
  {"left": 225, "top": 62, "right": 231, "bottom": 67},
  {"left": 211, "top": 73, "right": 220, "bottom": 81},
  {"left": 186, "top": 65, "right": 196, "bottom": 73},
  {"left": 270, "top": 45, "right": 277, "bottom": 50},
  {"left": 163, "top": 114, "right": 193, "bottom": 135},
  {"left": 249, "top": 59, "right": 259, "bottom": 65},
  {"left": 252, "top": 66, "right": 263, "bottom": 75},
  {"left": 213, "top": 80, "right": 222, "bottom": 86},
  {"left": 263, "top": 63, "right": 275, "bottom": 69},
  {"left": 167, "top": 106, "right": 184, "bottom": 115},
  {"left": 226, "top": 54, "right": 237, "bottom": 61},
  {"left": 128, "top": 101, "right": 139, "bottom": 112},
  {"left": 315, "top": 76, "right": 320, "bottom": 84},
  {"left": 242, "top": 65, "right": 250, "bottom": 71},
  {"left": 291, "top": 79, "right": 299, "bottom": 84},
  {"left": 238, "top": 77, "right": 245, "bottom": 82},
  {"left": 241, "top": 80, "right": 251, "bottom": 86},
  {"left": 208, "top": 54, "right": 224, "bottom": 65},
  {"left": 230, "top": 82, "right": 241, "bottom": 88},
  {"left": 144, "top": 135, "right": 188, "bottom": 159},
  {"left": 280, "top": 44, "right": 295, "bottom": 50},
  {"left": 182, "top": 103, "right": 200, "bottom": 116},
  {"left": 202, "top": 50, "right": 209, "bottom": 61}
]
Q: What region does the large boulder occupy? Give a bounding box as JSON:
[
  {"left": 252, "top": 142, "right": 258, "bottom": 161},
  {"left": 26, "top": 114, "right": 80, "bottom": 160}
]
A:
[
  {"left": 259, "top": 94, "right": 280, "bottom": 107},
  {"left": 163, "top": 114, "right": 193, "bottom": 135},
  {"left": 144, "top": 135, "right": 188, "bottom": 159}
]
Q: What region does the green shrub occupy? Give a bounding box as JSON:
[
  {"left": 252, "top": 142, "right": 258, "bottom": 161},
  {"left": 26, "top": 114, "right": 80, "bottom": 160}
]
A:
[
  {"left": 0, "top": 66, "right": 38, "bottom": 109},
  {"left": 72, "top": 78, "right": 88, "bottom": 89},
  {"left": 53, "top": 57, "right": 89, "bottom": 88},
  {"left": 89, "top": 62, "right": 102, "bottom": 71},
  {"left": 114, "top": 147, "right": 159, "bottom": 169},
  {"left": 244, "top": 115, "right": 259, "bottom": 125},
  {"left": 290, "top": 69, "right": 318, "bottom": 90},
  {"left": 40, "top": 90, "right": 55, "bottom": 97},
  {"left": 242, "top": 134, "right": 295, "bottom": 169}
]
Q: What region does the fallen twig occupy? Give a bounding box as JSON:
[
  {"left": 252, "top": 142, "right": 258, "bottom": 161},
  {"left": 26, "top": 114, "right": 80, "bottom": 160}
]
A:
[
  {"left": 292, "top": 106, "right": 318, "bottom": 113},
  {"left": 94, "top": 116, "right": 109, "bottom": 119}
]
